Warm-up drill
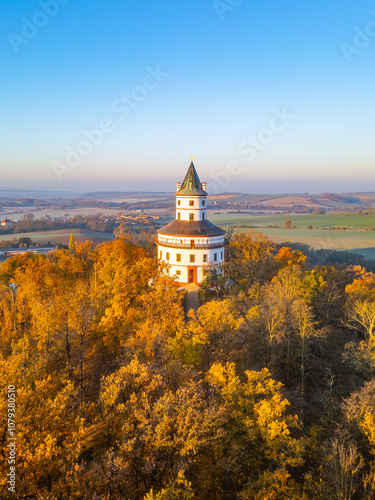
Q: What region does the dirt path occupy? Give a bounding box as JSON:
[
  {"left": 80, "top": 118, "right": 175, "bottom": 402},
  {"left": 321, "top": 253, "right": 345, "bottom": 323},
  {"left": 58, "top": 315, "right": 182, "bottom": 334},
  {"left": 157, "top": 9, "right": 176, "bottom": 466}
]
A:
[{"left": 183, "top": 283, "right": 200, "bottom": 316}]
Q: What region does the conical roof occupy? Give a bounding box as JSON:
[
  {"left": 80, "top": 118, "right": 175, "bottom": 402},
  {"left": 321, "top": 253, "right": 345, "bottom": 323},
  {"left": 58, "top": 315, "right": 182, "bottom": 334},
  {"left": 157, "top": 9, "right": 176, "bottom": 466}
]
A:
[{"left": 177, "top": 162, "right": 207, "bottom": 195}]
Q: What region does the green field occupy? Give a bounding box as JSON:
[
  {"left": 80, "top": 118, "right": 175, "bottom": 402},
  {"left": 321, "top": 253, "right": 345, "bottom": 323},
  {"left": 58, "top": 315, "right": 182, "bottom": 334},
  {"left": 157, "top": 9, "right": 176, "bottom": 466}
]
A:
[
  {"left": 0, "top": 228, "right": 115, "bottom": 246},
  {"left": 1, "top": 208, "right": 125, "bottom": 222},
  {"left": 252, "top": 228, "right": 375, "bottom": 257},
  {"left": 209, "top": 212, "right": 375, "bottom": 229},
  {"left": 208, "top": 213, "right": 375, "bottom": 260}
]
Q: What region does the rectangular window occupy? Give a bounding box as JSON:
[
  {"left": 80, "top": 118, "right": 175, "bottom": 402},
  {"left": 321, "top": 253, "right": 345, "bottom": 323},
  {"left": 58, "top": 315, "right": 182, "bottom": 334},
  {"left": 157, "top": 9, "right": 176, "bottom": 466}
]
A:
[
  {"left": 178, "top": 200, "right": 181, "bottom": 206},
  {"left": 202, "top": 213, "right": 205, "bottom": 220},
  {"left": 221, "top": 251, "right": 223, "bottom": 259},
  {"left": 203, "top": 254, "right": 207, "bottom": 263},
  {"left": 214, "top": 253, "right": 217, "bottom": 261},
  {"left": 189, "top": 200, "right": 194, "bottom": 206},
  {"left": 190, "top": 254, "right": 195, "bottom": 263},
  {"left": 176, "top": 270, "right": 181, "bottom": 276},
  {"left": 189, "top": 213, "right": 194, "bottom": 221},
  {"left": 190, "top": 239, "right": 195, "bottom": 248},
  {"left": 166, "top": 252, "right": 170, "bottom": 260},
  {"left": 202, "top": 200, "right": 205, "bottom": 206},
  {"left": 160, "top": 250, "right": 162, "bottom": 259},
  {"left": 178, "top": 212, "right": 181, "bottom": 220},
  {"left": 176, "top": 254, "right": 181, "bottom": 262}
]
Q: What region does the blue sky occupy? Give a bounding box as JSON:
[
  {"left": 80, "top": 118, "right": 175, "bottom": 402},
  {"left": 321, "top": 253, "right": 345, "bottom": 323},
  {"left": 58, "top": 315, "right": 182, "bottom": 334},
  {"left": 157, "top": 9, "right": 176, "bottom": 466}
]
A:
[{"left": 1, "top": 0, "right": 375, "bottom": 193}]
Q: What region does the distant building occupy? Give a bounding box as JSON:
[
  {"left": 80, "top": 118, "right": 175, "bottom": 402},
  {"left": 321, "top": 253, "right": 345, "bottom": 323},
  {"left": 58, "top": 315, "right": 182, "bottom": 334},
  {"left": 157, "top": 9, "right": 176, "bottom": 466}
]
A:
[
  {"left": 157, "top": 160, "right": 225, "bottom": 285},
  {"left": 1, "top": 218, "right": 13, "bottom": 227},
  {"left": 119, "top": 214, "right": 160, "bottom": 222}
]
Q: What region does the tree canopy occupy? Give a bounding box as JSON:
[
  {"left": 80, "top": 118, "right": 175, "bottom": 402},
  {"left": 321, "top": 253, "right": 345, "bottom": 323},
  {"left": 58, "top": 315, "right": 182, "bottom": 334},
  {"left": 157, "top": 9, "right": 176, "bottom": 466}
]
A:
[{"left": 0, "top": 235, "right": 375, "bottom": 499}]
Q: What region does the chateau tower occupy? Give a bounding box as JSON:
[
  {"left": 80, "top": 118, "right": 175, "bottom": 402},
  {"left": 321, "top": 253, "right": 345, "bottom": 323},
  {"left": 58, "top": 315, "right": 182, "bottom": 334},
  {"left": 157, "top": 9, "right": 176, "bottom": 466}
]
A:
[{"left": 157, "top": 160, "right": 226, "bottom": 285}]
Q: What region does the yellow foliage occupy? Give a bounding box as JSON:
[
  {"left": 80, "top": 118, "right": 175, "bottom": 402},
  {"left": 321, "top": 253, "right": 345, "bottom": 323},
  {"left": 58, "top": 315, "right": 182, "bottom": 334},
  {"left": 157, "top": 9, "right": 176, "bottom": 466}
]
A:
[
  {"left": 346, "top": 300, "right": 375, "bottom": 341},
  {"left": 346, "top": 267, "right": 375, "bottom": 301},
  {"left": 197, "top": 299, "right": 243, "bottom": 335},
  {"left": 100, "top": 359, "right": 163, "bottom": 414},
  {"left": 207, "top": 362, "right": 240, "bottom": 402},
  {"left": 246, "top": 305, "right": 261, "bottom": 323},
  {"left": 144, "top": 470, "right": 194, "bottom": 500},
  {"left": 207, "top": 363, "right": 302, "bottom": 472},
  {"left": 230, "top": 231, "right": 275, "bottom": 263},
  {"left": 239, "top": 468, "right": 301, "bottom": 499},
  {"left": 361, "top": 412, "right": 375, "bottom": 455},
  {"left": 276, "top": 246, "right": 306, "bottom": 267},
  {"left": 270, "top": 266, "right": 307, "bottom": 300},
  {"left": 168, "top": 322, "right": 209, "bottom": 365}
]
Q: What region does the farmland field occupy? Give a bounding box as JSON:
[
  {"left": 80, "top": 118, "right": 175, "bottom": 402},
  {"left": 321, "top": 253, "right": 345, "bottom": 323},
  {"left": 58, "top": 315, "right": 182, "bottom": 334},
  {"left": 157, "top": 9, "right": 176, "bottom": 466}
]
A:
[
  {"left": 209, "top": 212, "right": 375, "bottom": 260},
  {"left": 249, "top": 228, "right": 375, "bottom": 258},
  {"left": 0, "top": 229, "right": 115, "bottom": 246},
  {"left": 1, "top": 208, "right": 124, "bottom": 221},
  {"left": 208, "top": 212, "right": 375, "bottom": 229},
  {"left": 2, "top": 206, "right": 174, "bottom": 221}
]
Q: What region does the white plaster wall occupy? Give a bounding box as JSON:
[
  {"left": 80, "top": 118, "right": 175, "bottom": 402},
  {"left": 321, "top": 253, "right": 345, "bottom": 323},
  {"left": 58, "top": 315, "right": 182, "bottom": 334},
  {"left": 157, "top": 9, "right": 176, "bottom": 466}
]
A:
[
  {"left": 168, "top": 263, "right": 224, "bottom": 284},
  {"left": 158, "top": 245, "right": 224, "bottom": 266},
  {"left": 169, "top": 265, "right": 187, "bottom": 283},
  {"left": 176, "top": 195, "right": 206, "bottom": 209},
  {"left": 158, "top": 243, "right": 225, "bottom": 283},
  {"left": 176, "top": 195, "right": 207, "bottom": 221}
]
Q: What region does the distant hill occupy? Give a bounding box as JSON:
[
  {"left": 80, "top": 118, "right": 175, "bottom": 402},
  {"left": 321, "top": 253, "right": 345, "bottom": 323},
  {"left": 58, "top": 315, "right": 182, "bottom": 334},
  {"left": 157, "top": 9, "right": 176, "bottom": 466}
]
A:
[
  {"left": 0, "top": 190, "right": 80, "bottom": 200},
  {"left": 0, "top": 190, "right": 374, "bottom": 213}
]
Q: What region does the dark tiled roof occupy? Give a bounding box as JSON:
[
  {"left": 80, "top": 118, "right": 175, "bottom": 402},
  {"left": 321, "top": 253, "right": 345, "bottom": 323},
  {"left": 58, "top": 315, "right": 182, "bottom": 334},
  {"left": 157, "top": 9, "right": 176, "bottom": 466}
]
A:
[
  {"left": 157, "top": 219, "right": 225, "bottom": 237},
  {"left": 177, "top": 162, "right": 207, "bottom": 196}
]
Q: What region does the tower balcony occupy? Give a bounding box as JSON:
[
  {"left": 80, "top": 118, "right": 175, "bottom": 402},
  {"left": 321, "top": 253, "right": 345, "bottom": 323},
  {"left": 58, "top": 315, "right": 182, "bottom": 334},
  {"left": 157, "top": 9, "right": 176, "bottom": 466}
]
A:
[{"left": 156, "top": 238, "right": 226, "bottom": 250}]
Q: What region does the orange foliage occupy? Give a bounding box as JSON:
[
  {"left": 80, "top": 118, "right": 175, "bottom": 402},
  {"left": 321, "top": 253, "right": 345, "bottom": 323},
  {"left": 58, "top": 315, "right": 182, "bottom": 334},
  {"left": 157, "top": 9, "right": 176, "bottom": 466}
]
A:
[
  {"left": 276, "top": 247, "right": 306, "bottom": 268},
  {"left": 345, "top": 266, "right": 375, "bottom": 301}
]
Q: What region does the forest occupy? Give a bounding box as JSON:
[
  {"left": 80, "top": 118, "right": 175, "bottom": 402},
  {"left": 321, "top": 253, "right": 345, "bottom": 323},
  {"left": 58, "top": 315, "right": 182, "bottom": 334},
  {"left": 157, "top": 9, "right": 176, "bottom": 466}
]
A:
[{"left": 0, "top": 232, "right": 375, "bottom": 499}]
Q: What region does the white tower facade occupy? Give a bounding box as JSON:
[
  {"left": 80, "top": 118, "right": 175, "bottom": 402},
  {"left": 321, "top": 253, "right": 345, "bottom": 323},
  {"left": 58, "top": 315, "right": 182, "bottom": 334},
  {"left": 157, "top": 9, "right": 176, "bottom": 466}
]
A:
[{"left": 157, "top": 161, "right": 225, "bottom": 285}]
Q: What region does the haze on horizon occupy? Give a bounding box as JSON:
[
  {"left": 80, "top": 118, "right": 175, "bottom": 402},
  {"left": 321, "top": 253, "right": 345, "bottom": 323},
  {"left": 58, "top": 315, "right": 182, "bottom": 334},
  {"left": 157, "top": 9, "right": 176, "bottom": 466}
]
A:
[{"left": 2, "top": 0, "right": 375, "bottom": 194}]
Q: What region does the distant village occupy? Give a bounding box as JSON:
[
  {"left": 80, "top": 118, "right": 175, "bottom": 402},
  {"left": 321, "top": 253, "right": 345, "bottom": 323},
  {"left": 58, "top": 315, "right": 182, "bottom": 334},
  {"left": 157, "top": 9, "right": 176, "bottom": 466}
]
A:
[{"left": 1, "top": 212, "right": 162, "bottom": 230}]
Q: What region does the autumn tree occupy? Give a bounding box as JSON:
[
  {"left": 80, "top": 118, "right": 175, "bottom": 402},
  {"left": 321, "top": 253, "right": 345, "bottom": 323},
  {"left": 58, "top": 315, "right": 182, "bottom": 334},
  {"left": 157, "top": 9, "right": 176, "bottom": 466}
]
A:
[
  {"left": 94, "top": 360, "right": 214, "bottom": 498},
  {"left": 206, "top": 363, "right": 303, "bottom": 498},
  {"left": 275, "top": 246, "right": 306, "bottom": 268},
  {"left": 0, "top": 339, "right": 88, "bottom": 499},
  {"left": 317, "top": 437, "right": 364, "bottom": 500},
  {"left": 69, "top": 232, "right": 76, "bottom": 255},
  {"left": 344, "top": 267, "right": 375, "bottom": 377},
  {"left": 225, "top": 231, "right": 276, "bottom": 291}
]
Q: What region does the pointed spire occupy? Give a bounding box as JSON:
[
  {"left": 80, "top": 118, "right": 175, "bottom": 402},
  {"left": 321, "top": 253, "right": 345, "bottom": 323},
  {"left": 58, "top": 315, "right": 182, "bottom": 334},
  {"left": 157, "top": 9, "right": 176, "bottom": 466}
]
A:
[{"left": 177, "top": 160, "right": 207, "bottom": 195}]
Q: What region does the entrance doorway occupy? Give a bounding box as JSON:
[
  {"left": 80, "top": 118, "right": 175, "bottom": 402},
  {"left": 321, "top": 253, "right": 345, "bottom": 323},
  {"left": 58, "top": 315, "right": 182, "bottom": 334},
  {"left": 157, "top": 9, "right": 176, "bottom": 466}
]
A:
[{"left": 189, "top": 269, "right": 194, "bottom": 283}]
